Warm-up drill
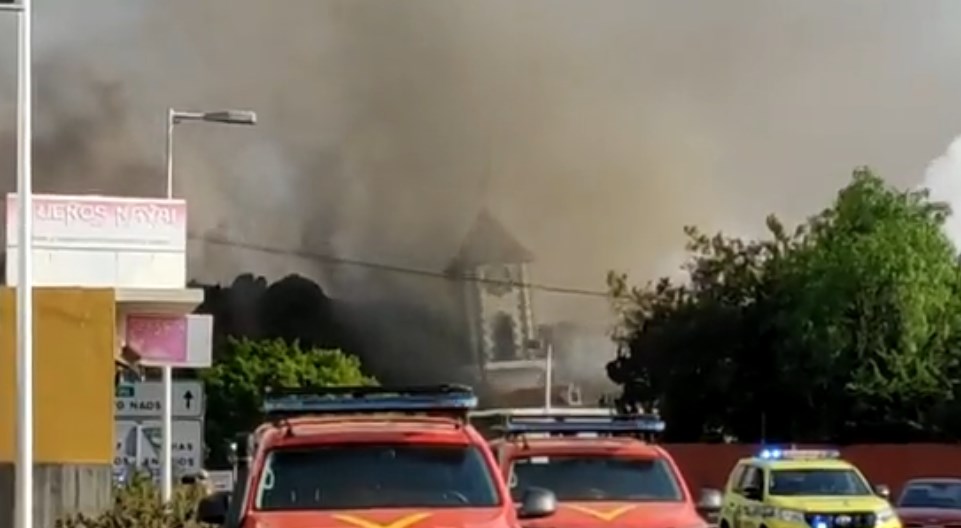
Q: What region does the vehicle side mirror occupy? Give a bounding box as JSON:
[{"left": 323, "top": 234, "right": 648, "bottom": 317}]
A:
[
  {"left": 743, "top": 486, "right": 763, "bottom": 501},
  {"left": 196, "top": 490, "right": 230, "bottom": 525},
  {"left": 874, "top": 484, "right": 890, "bottom": 500},
  {"left": 517, "top": 487, "right": 557, "bottom": 520},
  {"left": 697, "top": 488, "right": 724, "bottom": 519}
]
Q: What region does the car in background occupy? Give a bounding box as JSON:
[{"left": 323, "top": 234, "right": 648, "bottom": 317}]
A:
[
  {"left": 474, "top": 408, "right": 722, "bottom": 528},
  {"left": 896, "top": 478, "right": 961, "bottom": 528}
]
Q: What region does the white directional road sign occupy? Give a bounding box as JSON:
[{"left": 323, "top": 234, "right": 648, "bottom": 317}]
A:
[
  {"left": 115, "top": 380, "right": 204, "bottom": 419},
  {"left": 114, "top": 419, "right": 204, "bottom": 477},
  {"left": 206, "top": 470, "right": 235, "bottom": 492}
]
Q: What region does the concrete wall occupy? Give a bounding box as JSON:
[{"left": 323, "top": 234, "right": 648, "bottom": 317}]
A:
[
  {"left": 0, "top": 464, "right": 112, "bottom": 527},
  {"left": 0, "top": 288, "right": 116, "bottom": 526}
]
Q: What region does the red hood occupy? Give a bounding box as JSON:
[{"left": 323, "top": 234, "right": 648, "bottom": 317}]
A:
[
  {"left": 896, "top": 507, "right": 961, "bottom": 523},
  {"left": 242, "top": 507, "right": 512, "bottom": 528},
  {"left": 523, "top": 501, "right": 702, "bottom": 528}
]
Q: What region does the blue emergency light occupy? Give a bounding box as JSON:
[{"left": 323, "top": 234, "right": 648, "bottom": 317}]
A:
[
  {"left": 500, "top": 413, "right": 666, "bottom": 436},
  {"left": 261, "top": 384, "right": 478, "bottom": 418},
  {"left": 757, "top": 448, "right": 841, "bottom": 460}
]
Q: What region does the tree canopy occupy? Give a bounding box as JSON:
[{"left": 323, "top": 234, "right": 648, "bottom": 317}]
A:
[
  {"left": 201, "top": 337, "right": 376, "bottom": 465},
  {"left": 191, "top": 273, "right": 465, "bottom": 386},
  {"left": 191, "top": 273, "right": 349, "bottom": 355},
  {"left": 607, "top": 168, "right": 961, "bottom": 442}
]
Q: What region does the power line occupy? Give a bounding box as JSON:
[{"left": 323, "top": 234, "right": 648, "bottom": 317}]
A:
[{"left": 190, "top": 233, "right": 610, "bottom": 298}]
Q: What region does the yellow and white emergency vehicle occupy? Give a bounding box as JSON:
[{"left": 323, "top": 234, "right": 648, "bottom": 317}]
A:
[{"left": 718, "top": 449, "right": 900, "bottom": 528}]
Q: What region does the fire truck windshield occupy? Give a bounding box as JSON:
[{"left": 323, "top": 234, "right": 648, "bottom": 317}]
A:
[{"left": 255, "top": 443, "right": 501, "bottom": 510}]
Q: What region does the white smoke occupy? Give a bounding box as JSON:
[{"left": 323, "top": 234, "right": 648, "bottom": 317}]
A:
[{"left": 923, "top": 135, "right": 961, "bottom": 249}]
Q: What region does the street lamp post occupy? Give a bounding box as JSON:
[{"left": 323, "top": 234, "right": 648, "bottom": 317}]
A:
[
  {"left": 544, "top": 343, "right": 553, "bottom": 410},
  {"left": 160, "top": 107, "right": 256, "bottom": 503},
  {"left": 1, "top": 2, "right": 33, "bottom": 528}
]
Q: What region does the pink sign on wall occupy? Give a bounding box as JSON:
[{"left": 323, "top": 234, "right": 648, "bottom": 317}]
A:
[{"left": 125, "top": 315, "right": 188, "bottom": 365}]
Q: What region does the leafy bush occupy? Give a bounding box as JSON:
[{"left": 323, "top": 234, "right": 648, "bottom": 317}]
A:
[{"left": 56, "top": 473, "right": 212, "bottom": 528}]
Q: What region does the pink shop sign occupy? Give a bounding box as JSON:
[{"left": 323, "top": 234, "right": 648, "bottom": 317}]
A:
[{"left": 125, "top": 315, "right": 188, "bottom": 366}]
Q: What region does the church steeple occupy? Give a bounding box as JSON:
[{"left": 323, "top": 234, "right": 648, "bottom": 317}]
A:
[
  {"left": 448, "top": 209, "right": 539, "bottom": 382},
  {"left": 446, "top": 209, "right": 534, "bottom": 275}
]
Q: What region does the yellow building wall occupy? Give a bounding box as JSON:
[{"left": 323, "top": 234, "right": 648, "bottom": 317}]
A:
[{"left": 0, "top": 288, "right": 115, "bottom": 464}]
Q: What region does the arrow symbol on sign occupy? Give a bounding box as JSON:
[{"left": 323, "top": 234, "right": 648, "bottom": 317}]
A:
[{"left": 184, "top": 390, "right": 194, "bottom": 410}]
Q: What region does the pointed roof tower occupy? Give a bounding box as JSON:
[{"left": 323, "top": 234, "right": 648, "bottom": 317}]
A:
[{"left": 447, "top": 209, "right": 534, "bottom": 273}]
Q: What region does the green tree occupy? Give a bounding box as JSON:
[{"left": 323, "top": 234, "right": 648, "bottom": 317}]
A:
[
  {"left": 777, "top": 168, "right": 961, "bottom": 439},
  {"left": 607, "top": 168, "right": 961, "bottom": 442},
  {"left": 201, "top": 337, "right": 376, "bottom": 466}
]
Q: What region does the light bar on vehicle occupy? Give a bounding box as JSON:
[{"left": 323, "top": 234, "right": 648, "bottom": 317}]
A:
[
  {"left": 262, "top": 384, "right": 478, "bottom": 418},
  {"left": 758, "top": 448, "right": 841, "bottom": 460},
  {"left": 496, "top": 412, "right": 665, "bottom": 436},
  {"left": 472, "top": 407, "right": 616, "bottom": 419}
]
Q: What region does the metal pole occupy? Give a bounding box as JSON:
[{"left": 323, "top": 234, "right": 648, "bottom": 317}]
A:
[
  {"left": 14, "top": 1, "right": 34, "bottom": 527},
  {"left": 229, "top": 442, "right": 238, "bottom": 487},
  {"left": 134, "top": 423, "right": 143, "bottom": 472},
  {"left": 161, "top": 367, "right": 172, "bottom": 498},
  {"left": 160, "top": 108, "right": 175, "bottom": 503},
  {"left": 544, "top": 343, "right": 552, "bottom": 410},
  {"left": 165, "top": 108, "right": 174, "bottom": 200}
]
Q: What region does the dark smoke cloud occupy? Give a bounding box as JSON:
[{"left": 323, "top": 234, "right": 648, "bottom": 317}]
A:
[{"left": 2, "top": 0, "right": 961, "bottom": 330}]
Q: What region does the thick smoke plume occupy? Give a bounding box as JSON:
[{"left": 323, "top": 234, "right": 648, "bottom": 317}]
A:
[
  {"left": 924, "top": 136, "right": 961, "bottom": 249},
  {"left": 2, "top": 0, "right": 961, "bottom": 338}
]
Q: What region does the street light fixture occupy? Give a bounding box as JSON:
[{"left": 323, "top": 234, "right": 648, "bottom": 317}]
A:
[
  {"left": 171, "top": 109, "right": 257, "bottom": 126},
  {"left": 2, "top": 3, "right": 33, "bottom": 528},
  {"left": 159, "top": 107, "right": 257, "bottom": 504},
  {"left": 165, "top": 108, "right": 258, "bottom": 199}
]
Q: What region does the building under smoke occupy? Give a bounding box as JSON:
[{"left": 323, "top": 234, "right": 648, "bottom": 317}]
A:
[
  {"left": 187, "top": 209, "right": 609, "bottom": 404},
  {"left": 445, "top": 209, "right": 609, "bottom": 404},
  {"left": 447, "top": 210, "right": 544, "bottom": 392}
]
